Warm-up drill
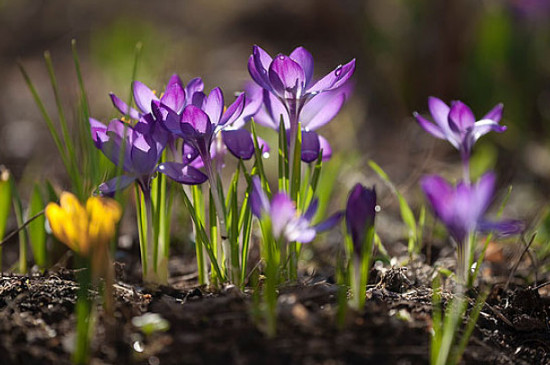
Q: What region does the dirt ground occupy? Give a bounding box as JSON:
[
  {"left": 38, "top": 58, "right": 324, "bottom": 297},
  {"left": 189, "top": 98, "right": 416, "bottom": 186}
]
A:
[{"left": 1, "top": 251, "right": 549, "bottom": 365}]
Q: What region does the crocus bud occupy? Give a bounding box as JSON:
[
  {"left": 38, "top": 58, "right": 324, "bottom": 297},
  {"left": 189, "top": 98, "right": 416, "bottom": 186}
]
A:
[{"left": 345, "top": 184, "right": 376, "bottom": 256}]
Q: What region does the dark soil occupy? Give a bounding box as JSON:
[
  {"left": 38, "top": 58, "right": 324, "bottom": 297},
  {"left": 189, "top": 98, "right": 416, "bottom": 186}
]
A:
[{"left": 1, "top": 256, "right": 549, "bottom": 365}]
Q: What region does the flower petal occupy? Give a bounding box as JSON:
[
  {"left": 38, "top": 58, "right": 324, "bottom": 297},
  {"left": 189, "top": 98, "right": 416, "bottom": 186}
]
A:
[
  {"left": 248, "top": 45, "right": 273, "bottom": 91},
  {"left": 346, "top": 184, "right": 376, "bottom": 253},
  {"left": 98, "top": 175, "right": 136, "bottom": 197},
  {"left": 300, "top": 91, "right": 345, "bottom": 130},
  {"left": 413, "top": 112, "right": 446, "bottom": 140},
  {"left": 130, "top": 134, "right": 158, "bottom": 175},
  {"left": 478, "top": 219, "right": 523, "bottom": 236},
  {"left": 161, "top": 81, "right": 186, "bottom": 114},
  {"left": 290, "top": 46, "right": 314, "bottom": 87},
  {"left": 250, "top": 176, "right": 270, "bottom": 218},
  {"left": 308, "top": 59, "right": 356, "bottom": 94},
  {"left": 482, "top": 103, "right": 503, "bottom": 123},
  {"left": 203, "top": 88, "right": 224, "bottom": 125},
  {"left": 427, "top": 96, "right": 450, "bottom": 131},
  {"left": 254, "top": 91, "right": 288, "bottom": 130},
  {"left": 222, "top": 129, "right": 255, "bottom": 160},
  {"left": 109, "top": 93, "right": 140, "bottom": 120},
  {"left": 315, "top": 211, "right": 344, "bottom": 232},
  {"left": 133, "top": 81, "right": 158, "bottom": 114},
  {"left": 185, "top": 77, "right": 204, "bottom": 99},
  {"left": 301, "top": 130, "right": 321, "bottom": 163},
  {"left": 89, "top": 118, "right": 107, "bottom": 146},
  {"left": 421, "top": 175, "right": 454, "bottom": 224},
  {"left": 181, "top": 105, "right": 211, "bottom": 135},
  {"left": 318, "top": 135, "right": 332, "bottom": 161},
  {"left": 270, "top": 193, "right": 296, "bottom": 239},
  {"left": 472, "top": 172, "right": 496, "bottom": 219},
  {"left": 268, "top": 54, "right": 306, "bottom": 97},
  {"left": 219, "top": 93, "right": 245, "bottom": 127},
  {"left": 448, "top": 100, "right": 476, "bottom": 131},
  {"left": 157, "top": 162, "right": 208, "bottom": 185}
]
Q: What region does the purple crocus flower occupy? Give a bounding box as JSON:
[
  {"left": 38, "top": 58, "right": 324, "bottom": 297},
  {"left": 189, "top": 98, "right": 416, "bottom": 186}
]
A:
[
  {"left": 421, "top": 172, "right": 522, "bottom": 245},
  {"left": 248, "top": 45, "right": 355, "bottom": 141},
  {"left": 89, "top": 117, "right": 169, "bottom": 195},
  {"left": 345, "top": 184, "right": 377, "bottom": 256},
  {"left": 156, "top": 87, "right": 245, "bottom": 183},
  {"left": 110, "top": 75, "right": 203, "bottom": 121},
  {"left": 249, "top": 177, "right": 341, "bottom": 243},
  {"left": 253, "top": 82, "right": 352, "bottom": 162},
  {"left": 414, "top": 98, "right": 506, "bottom": 178}
]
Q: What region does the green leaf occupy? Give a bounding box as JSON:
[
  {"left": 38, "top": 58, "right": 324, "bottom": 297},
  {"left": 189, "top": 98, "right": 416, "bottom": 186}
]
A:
[
  {"left": 368, "top": 160, "right": 417, "bottom": 254},
  {"left": 0, "top": 168, "right": 12, "bottom": 241},
  {"left": 28, "top": 185, "right": 46, "bottom": 268}
]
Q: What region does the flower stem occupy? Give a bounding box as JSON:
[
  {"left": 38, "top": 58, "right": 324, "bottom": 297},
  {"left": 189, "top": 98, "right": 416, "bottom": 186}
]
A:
[
  {"left": 203, "top": 155, "right": 232, "bottom": 283},
  {"left": 142, "top": 188, "right": 157, "bottom": 285}
]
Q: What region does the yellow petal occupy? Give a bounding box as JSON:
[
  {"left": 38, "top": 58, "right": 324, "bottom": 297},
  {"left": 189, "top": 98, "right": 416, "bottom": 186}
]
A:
[
  {"left": 46, "top": 202, "right": 78, "bottom": 252},
  {"left": 86, "top": 196, "right": 121, "bottom": 248}
]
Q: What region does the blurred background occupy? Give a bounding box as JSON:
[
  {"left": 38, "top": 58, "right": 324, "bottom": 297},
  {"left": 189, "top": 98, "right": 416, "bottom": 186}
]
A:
[{"left": 1, "top": 0, "right": 550, "bottom": 264}]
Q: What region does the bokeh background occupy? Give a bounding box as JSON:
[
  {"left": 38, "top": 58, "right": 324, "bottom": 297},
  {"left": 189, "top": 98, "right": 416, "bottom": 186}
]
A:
[{"left": 1, "top": 0, "right": 550, "bottom": 260}]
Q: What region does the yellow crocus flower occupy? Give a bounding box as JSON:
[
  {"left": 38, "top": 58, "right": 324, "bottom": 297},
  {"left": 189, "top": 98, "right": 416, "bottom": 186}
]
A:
[{"left": 46, "top": 192, "right": 121, "bottom": 256}]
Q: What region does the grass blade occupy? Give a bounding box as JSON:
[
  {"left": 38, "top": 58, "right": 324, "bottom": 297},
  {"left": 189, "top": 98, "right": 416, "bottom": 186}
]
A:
[{"left": 28, "top": 184, "right": 46, "bottom": 269}]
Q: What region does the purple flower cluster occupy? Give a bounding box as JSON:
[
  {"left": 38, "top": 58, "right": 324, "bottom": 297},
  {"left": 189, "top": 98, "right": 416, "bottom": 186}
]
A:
[
  {"left": 415, "top": 97, "right": 522, "bottom": 259},
  {"left": 91, "top": 46, "right": 355, "bottom": 194}
]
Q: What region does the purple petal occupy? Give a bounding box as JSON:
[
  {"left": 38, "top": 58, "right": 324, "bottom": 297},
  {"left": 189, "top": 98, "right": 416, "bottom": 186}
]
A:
[
  {"left": 482, "top": 103, "right": 503, "bottom": 123},
  {"left": 268, "top": 55, "right": 306, "bottom": 97},
  {"left": 160, "top": 107, "right": 183, "bottom": 136},
  {"left": 250, "top": 176, "right": 270, "bottom": 218},
  {"left": 427, "top": 96, "right": 450, "bottom": 131},
  {"left": 182, "top": 143, "right": 199, "bottom": 165},
  {"left": 301, "top": 130, "right": 321, "bottom": 163},
  {"left": 130, "top": 135, "right": 158, "bottom": 175},
  {"left": 254, "top": 91, "right": 288, "bottom": 130},
  {"left": 318, "top": 135, "right": 332, "bottom": 161},
  {"left": 231, "top": 84, "right": 264, "bottom": 130},
  {"left": 448, "top": 101, "right": 476, "bottom": 131},
  {"left": 219, "top": 93, "right": 245, "bottom": 127},
  {"left": 161, "top": 82, "right": 186, "bottom": 114},
  {"left": 315, "top": 211, "right": 344, "bottom": 232},
  {"left": 346, "top": 184, "right": 376, "bottom": 253},
  {"left": 478, "top": 219, "right": 523, "bottom": 236},
  {"left": 257, "top": 136, "right": 271, "bottom": 154},
  {"left": 307, "top": 59, "right": 356, "bottom": 94},
  {"left": 133, "top": 81, "right": 158, "bottom": 114},
  {"left": 157, "top": 162, "right": 207, "bottom": 185},
  {"left": 191, "top": 91, "right": 206, "bottom": 108},
  {"left": 181, "top": 105, "right": 211, "bottom": 134},
  {"left": 109, "top": 93, "right": 140, "bottom": 120},
  {"left": 304, "top": 199, "right": 319, "bottom": 221},
  {"left": 222, "top": 129, "right": 255, "bottom": 160},
  {"left": 185, "top": 77, "right": 204, "bottom": 104},
  {"left": 300, "top": 91, "right": 345, "bottom": 130},
  {"left": 166, "top": 74, "right": 183, "bottom": 89},
  {"left": 98, "top": 175, "right": 136, "bottom": 197},
  {"left": 270, "top": 193, "right": 296, "bottom": 239},
  {"left": 469, "top": 120, "right": 507, "bottom": 143},
  {"left": 472, "top": 172, "right": 496, "bottom": 219},
  {"left": 421, "top": 175, "right": 454, "bottom": 224},
  {"left": 290, "top": 46, "right": 314, "bottom": 87},
  {"left": 286, "top": 220, "right": 317, "bottom": 243},
  {"left": 413, "top": 112, "right": 446, "bottom": 140},
  {"left": 89, "top": 118, "right": 107, "bottom": 146},
  {"left": 203, "top": 88, "right": 224, "bottom": 126},
  {"left": 248, "top": 45, "right": 273, "bottom": 91}
]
